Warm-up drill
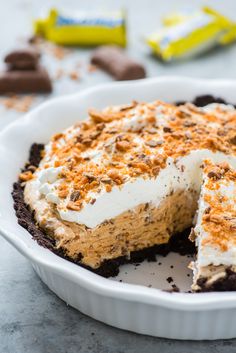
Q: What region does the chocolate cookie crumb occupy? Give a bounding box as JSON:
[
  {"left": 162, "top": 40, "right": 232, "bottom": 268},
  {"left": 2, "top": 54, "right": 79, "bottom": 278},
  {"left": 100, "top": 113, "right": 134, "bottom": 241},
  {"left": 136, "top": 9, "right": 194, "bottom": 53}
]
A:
[{"left": 166, "top": 276, "right": 173, "bottom": 283}]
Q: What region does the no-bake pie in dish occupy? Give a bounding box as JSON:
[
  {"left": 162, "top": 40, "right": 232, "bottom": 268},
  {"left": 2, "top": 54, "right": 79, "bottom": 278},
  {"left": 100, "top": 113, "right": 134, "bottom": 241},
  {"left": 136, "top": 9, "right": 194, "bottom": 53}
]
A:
[{"left": 12, "top": 95, "right": 236, "bottom": 292}]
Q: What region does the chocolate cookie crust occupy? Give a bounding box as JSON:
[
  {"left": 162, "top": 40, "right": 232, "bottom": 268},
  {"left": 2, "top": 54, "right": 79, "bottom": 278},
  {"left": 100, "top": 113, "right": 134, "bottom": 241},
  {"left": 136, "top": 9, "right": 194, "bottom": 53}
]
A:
[{"left": 196, "top": 268, "right": 236, "bottom": 292}]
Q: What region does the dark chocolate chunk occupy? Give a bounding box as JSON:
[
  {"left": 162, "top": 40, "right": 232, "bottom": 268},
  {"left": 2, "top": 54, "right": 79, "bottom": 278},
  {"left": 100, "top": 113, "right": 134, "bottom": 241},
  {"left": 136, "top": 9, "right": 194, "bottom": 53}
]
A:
[
  {"left": 91, "top": 45, "right": 146, "bottom": 81},
  {"left": 7, "top": 61, "right": 38, "bottom": 71},
  {"left": 207, "top": 168, "right": 222, "bottom": 180},
  {"left": 70, "top": 191, "right": 81, "bottom": 202},
  {"left": 163, "top": 126, "right": 172, "bottom": 133},
  {"left": 229, "top": 135, "right": 236, "bottom": 145},
  {"left": 0, "top": 67, "right": 52, "bottom": 94},
  {"left": 83, "top": 173, "right": 96, "bottom": 182},
  {"left": 5, "top": 48, "right": 40, "bottom": 70}
]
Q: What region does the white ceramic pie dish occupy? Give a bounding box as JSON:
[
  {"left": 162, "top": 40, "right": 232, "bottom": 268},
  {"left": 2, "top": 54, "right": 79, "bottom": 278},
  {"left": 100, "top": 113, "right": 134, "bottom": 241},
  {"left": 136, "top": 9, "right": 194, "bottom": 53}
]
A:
[{"left": 1, "top": 76, "right": 236, "bottom": 340}]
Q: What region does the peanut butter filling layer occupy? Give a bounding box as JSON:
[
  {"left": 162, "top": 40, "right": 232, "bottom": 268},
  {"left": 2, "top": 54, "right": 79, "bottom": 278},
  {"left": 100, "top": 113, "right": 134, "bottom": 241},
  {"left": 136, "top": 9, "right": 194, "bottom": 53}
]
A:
[{"left": 24, "top": 182, "right": 198, "bottom": 268}]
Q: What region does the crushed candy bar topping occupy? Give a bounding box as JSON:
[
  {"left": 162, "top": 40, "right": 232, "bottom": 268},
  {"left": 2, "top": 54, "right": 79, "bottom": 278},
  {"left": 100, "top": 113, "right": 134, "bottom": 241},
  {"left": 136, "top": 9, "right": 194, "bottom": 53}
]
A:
[
  {"left": 202, "top": 160, "right": 236, "bottom": 251},
  {"left": 25, "top": 100, "right": 236, "bottom": 212}
]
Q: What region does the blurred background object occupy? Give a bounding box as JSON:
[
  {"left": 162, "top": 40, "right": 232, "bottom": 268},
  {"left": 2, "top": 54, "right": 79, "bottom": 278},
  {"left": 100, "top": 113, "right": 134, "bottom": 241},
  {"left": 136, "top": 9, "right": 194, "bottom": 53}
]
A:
[
  {"left": 0, "top": 47, "right": 52, "bottom": 94},
  {"left": 33, "top": 8, "right": 127, "bottom": 46},
  {"left": 1, "top": 0, "right": 236, "bottom": 130},
  {"left": 146, "top": 6, "right": 236, "bottom": 61}
]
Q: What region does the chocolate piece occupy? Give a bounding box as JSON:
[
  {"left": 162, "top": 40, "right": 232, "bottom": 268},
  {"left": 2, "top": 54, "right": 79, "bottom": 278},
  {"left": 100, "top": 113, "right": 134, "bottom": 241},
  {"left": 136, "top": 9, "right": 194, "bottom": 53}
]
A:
[
  {"left": 5, "top": 48, "right": 40, "bottom": 70},
  {"left": 7, "top": 61, "right": 38, "bottom": 71},
  {"left": 91, "top": 45, "right": 146, "bottom": 81},
  {"left": 0, "top": 47, "right": 52, "bottom": 94},
  {"left": 0, "top": 67, "right": 52, "bottom": 94}
]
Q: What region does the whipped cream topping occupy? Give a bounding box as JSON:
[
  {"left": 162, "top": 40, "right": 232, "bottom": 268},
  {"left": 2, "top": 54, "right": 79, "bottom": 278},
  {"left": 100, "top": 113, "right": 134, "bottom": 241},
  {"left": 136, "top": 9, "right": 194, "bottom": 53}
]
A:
[{"left": 34, "top": 149, "right": 236, "bottom": 229}]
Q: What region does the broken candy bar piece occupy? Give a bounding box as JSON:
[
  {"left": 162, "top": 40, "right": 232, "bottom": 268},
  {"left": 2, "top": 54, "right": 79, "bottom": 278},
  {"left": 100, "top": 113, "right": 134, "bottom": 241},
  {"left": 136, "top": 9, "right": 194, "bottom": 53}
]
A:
[
  {"left": 5, "top": 48, "right": 40, "bottom": 70},
  {"left": 0, "top": 67, "right": 52, "bottom": 94},
  {"left": 91, "top": 45, "right": 146, "bottom": 81}
]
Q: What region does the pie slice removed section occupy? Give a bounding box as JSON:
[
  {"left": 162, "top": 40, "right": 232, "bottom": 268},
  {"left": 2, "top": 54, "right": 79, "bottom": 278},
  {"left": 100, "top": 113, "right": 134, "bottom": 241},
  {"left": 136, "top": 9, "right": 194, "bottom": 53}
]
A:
[{"left": 191, "top": 160, "right": 236, "bottom": 291}]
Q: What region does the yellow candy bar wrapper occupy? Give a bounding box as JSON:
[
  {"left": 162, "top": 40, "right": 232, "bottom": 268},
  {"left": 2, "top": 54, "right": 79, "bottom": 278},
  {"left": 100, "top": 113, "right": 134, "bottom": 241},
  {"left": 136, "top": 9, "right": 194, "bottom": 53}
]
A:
[
  {"left": 163, "top": 7, "right": 236, "bottom": 45},
  {"left": 34, "top": 8, "right": 126, "bottom": 47},
  {"left": 204, "top": 7, "right": 236, "bottom": 45},
  {"left": 220, "top": 24, "right": 236, "bottom": 45},
  {"left": 162, "top": 9, "right": 199, "bottom": 27},
  {"left": 147, "top": 7, "right": 236, "bottom": 61}
]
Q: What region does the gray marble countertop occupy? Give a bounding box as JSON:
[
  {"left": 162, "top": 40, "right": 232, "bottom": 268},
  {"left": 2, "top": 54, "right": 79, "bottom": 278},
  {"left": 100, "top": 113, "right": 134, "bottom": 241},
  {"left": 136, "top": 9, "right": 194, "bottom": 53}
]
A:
[{"left": 1, "top": 0, "right": 236, "bottom": 352}]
